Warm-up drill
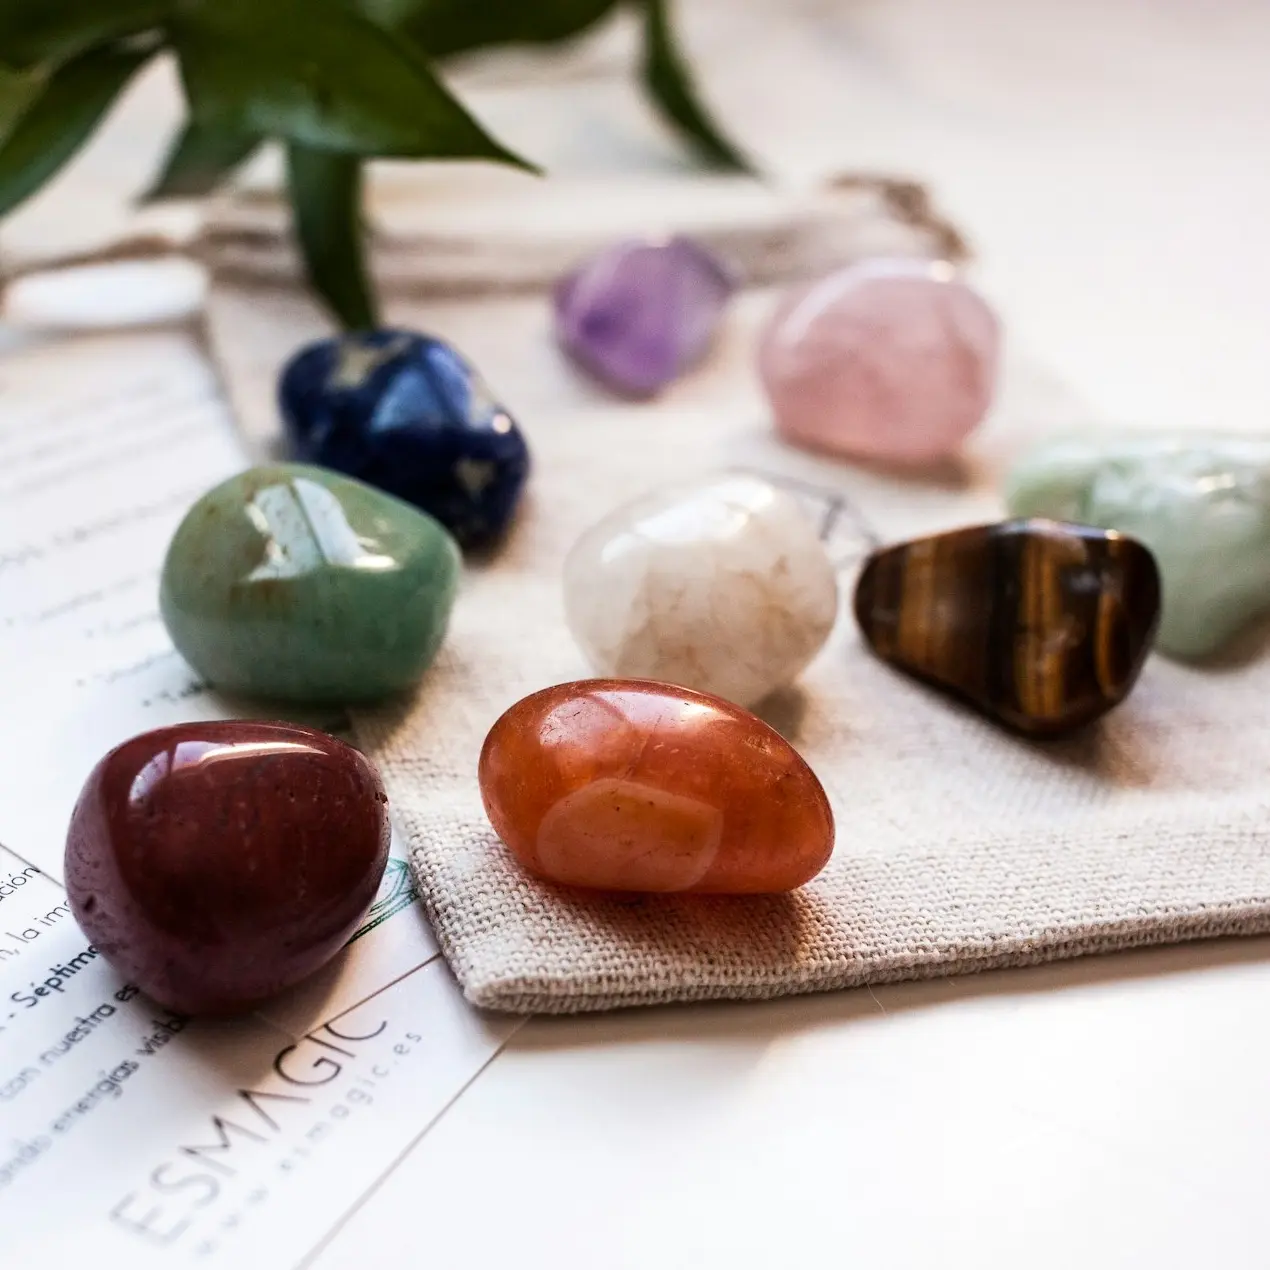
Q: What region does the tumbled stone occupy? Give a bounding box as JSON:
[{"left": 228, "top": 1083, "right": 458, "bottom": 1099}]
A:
[
  {"left": 279, "top": 329, "right": 530, "bottom": 550},
  {"left": 65, "top": 721, "right": 390, "bottom": 1015},
  {"left": 759, "top": 258, "right": 1000, "bottom": 466},
  {"left": 479, "top": 679, "right": 834, "bottom": 894},
  {"left": 160, "top": 464, "right": 459, "bottom": 703},
  {"left": 564, "top": 473, "right": 839, "bottom": 706},
  {"left": 554, "top": 236, "right": 735, "bottom": 396},
  {"left": 1006, "top": 433, "right": 1270, "bottom": 659},
  {"left": 854, "top": 519, "right": 1161, "bottom": 736}
]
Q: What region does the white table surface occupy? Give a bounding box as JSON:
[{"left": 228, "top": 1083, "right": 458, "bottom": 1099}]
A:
[{"left": 7, "top": 3, "right": 1270, "bottom": 1265}]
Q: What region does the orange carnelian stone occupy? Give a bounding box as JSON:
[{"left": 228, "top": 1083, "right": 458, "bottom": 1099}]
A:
[{"left": 478, "top": 679, "right": 834, "bottom": 894}]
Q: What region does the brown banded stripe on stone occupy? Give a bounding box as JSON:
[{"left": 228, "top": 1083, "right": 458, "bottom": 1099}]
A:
[{"left": 853, "top": 518, "right": 1161, "bottom": 736}]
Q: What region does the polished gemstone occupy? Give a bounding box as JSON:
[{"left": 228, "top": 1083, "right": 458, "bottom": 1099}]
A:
[
  {"left": 160, "top": 464, "right": 460, "bottom": 703},
  {"left": 479, "top": 679, "right": 834, "bottom": 894},
  {"left": 279, "top": 329, "right": 530, "bottom": 549},
  {"left": 759, "top": 258, "right": 1000, "bottom": 466},
  {"left": 853, "top": 519, "right": 1161, "bottom": 736},
  {"left": 1006, "top": 433, "right": 1270, "bottom": 659},
  {"left": 64, "top": 722, "right": 390, "bottom": 1015},
  {"left": 554, "top": 236, "right": 735, "bottom": 396},
  {"left": 564, "top": 474, "right": 839, "bottom": 706}
]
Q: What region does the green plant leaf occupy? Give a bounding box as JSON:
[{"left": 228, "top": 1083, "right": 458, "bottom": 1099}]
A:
[
  {"left": 0, "top": 44, "right": 150, "bottom": 219},
  {"left": 286, "top": 142, "right": 376, "bottom": 330},
  {"left": 393, "top": 0, "right": 617, "bottom": 58},
  {"left": 353, "top": 0, "right": 435, "bottom": 31},
  {"left": 141, "top": 119, "right": 261, "bottom": 201},
  {"left": 638, "top": 0, "right": 752, "bottom": 172},
  {"left": 0, "top": 63, "right": 45, "bottom": 145},
  {"left": 0, "top": 0, "right": 170, "bottom": 69},
  {"left": 174, "top": 0, "right": 535, "bottom": 169}
]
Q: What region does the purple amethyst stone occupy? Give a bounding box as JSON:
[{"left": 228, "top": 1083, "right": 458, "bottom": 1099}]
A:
[{"left": 553, "top": 236, "right": 736, "bottom": 397}]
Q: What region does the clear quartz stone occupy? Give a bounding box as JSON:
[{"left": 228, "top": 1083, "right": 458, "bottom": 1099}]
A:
[{"left": 563, "top": 473, "right": 839, "bottom": 706}]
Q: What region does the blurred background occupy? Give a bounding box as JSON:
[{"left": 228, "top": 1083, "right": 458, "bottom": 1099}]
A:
[{"left": 3, "top": 0, "right": 1269, "bottom": 430}]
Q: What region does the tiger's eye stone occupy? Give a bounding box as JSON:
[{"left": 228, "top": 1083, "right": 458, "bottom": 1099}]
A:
[
  {"left": 478, "top": 679, "right": 834, "bottom": 894},
  {"left": 853, "top": 519, "right": 1161, "bottom": 736},
  {"left": 64, "top": 721, "right": 391, "bottom": 1016}
]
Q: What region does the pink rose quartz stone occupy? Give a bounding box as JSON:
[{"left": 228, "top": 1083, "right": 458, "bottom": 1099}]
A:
[{"left": 758, "top": 259, "right": 1001, "bottom": 466}]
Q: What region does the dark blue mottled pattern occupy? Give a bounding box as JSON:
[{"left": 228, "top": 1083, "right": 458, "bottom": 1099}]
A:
[{"left": 279, "top": 329, "right": 530, "bottom": 549}]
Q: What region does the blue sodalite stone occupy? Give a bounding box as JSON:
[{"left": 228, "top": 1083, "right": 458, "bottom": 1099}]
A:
[{"left": 278, "top": 329, "right": 530, "bottom": 550}]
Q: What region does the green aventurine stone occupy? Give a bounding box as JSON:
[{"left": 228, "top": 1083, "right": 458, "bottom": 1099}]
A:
[
  {"left": 1005, "top": 433, "right": 1270, "bottom": 660},
  {"left": 160, "top": 464, "right": 460, "bottom": 703}
]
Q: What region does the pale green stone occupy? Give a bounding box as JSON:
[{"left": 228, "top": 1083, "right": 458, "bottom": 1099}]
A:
[
  {"left": 160, "top": 464, "right": 460, "bottom": 702},
  {"left": 1004, "top": 433, "right": 1270, "bottom": 659}
]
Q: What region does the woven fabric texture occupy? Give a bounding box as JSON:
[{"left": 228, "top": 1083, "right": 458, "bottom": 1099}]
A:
[{"left": 206, "top": 231, "right": 1270, "bottom": 1015}]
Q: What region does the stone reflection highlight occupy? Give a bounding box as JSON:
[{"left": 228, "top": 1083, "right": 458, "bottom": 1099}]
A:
[
  {"left": 159, "top": 464, "right": 459, "bottom": 703},
  {"left": 279, "top": 330, "right": 530, "bottom": 550},
  {"left": 564, "top": 474, "right": 839, "bottom": 707},
  {"left": 854, "top": 519, "right": 1161, "bottom": 736},
  {"left": 479, "top": 679, "right": 834, "bottom": 894},
  {"left": 65, "top": 721, "right": 391, "bottom": 1016}
]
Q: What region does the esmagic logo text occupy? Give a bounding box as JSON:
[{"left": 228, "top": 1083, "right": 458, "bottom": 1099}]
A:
[{"left": 109, "top": 1011, "right": 423, "bottom": 1257}]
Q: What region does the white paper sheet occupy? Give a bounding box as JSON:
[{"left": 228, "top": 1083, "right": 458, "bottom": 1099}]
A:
[{"left": 0, "top": 331, "right": 523, "bottom": 1265}]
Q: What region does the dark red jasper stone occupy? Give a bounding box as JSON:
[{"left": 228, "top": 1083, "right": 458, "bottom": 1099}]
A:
[{"left": 64, "top": 721, "right": 390, "bottom": 1016}]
